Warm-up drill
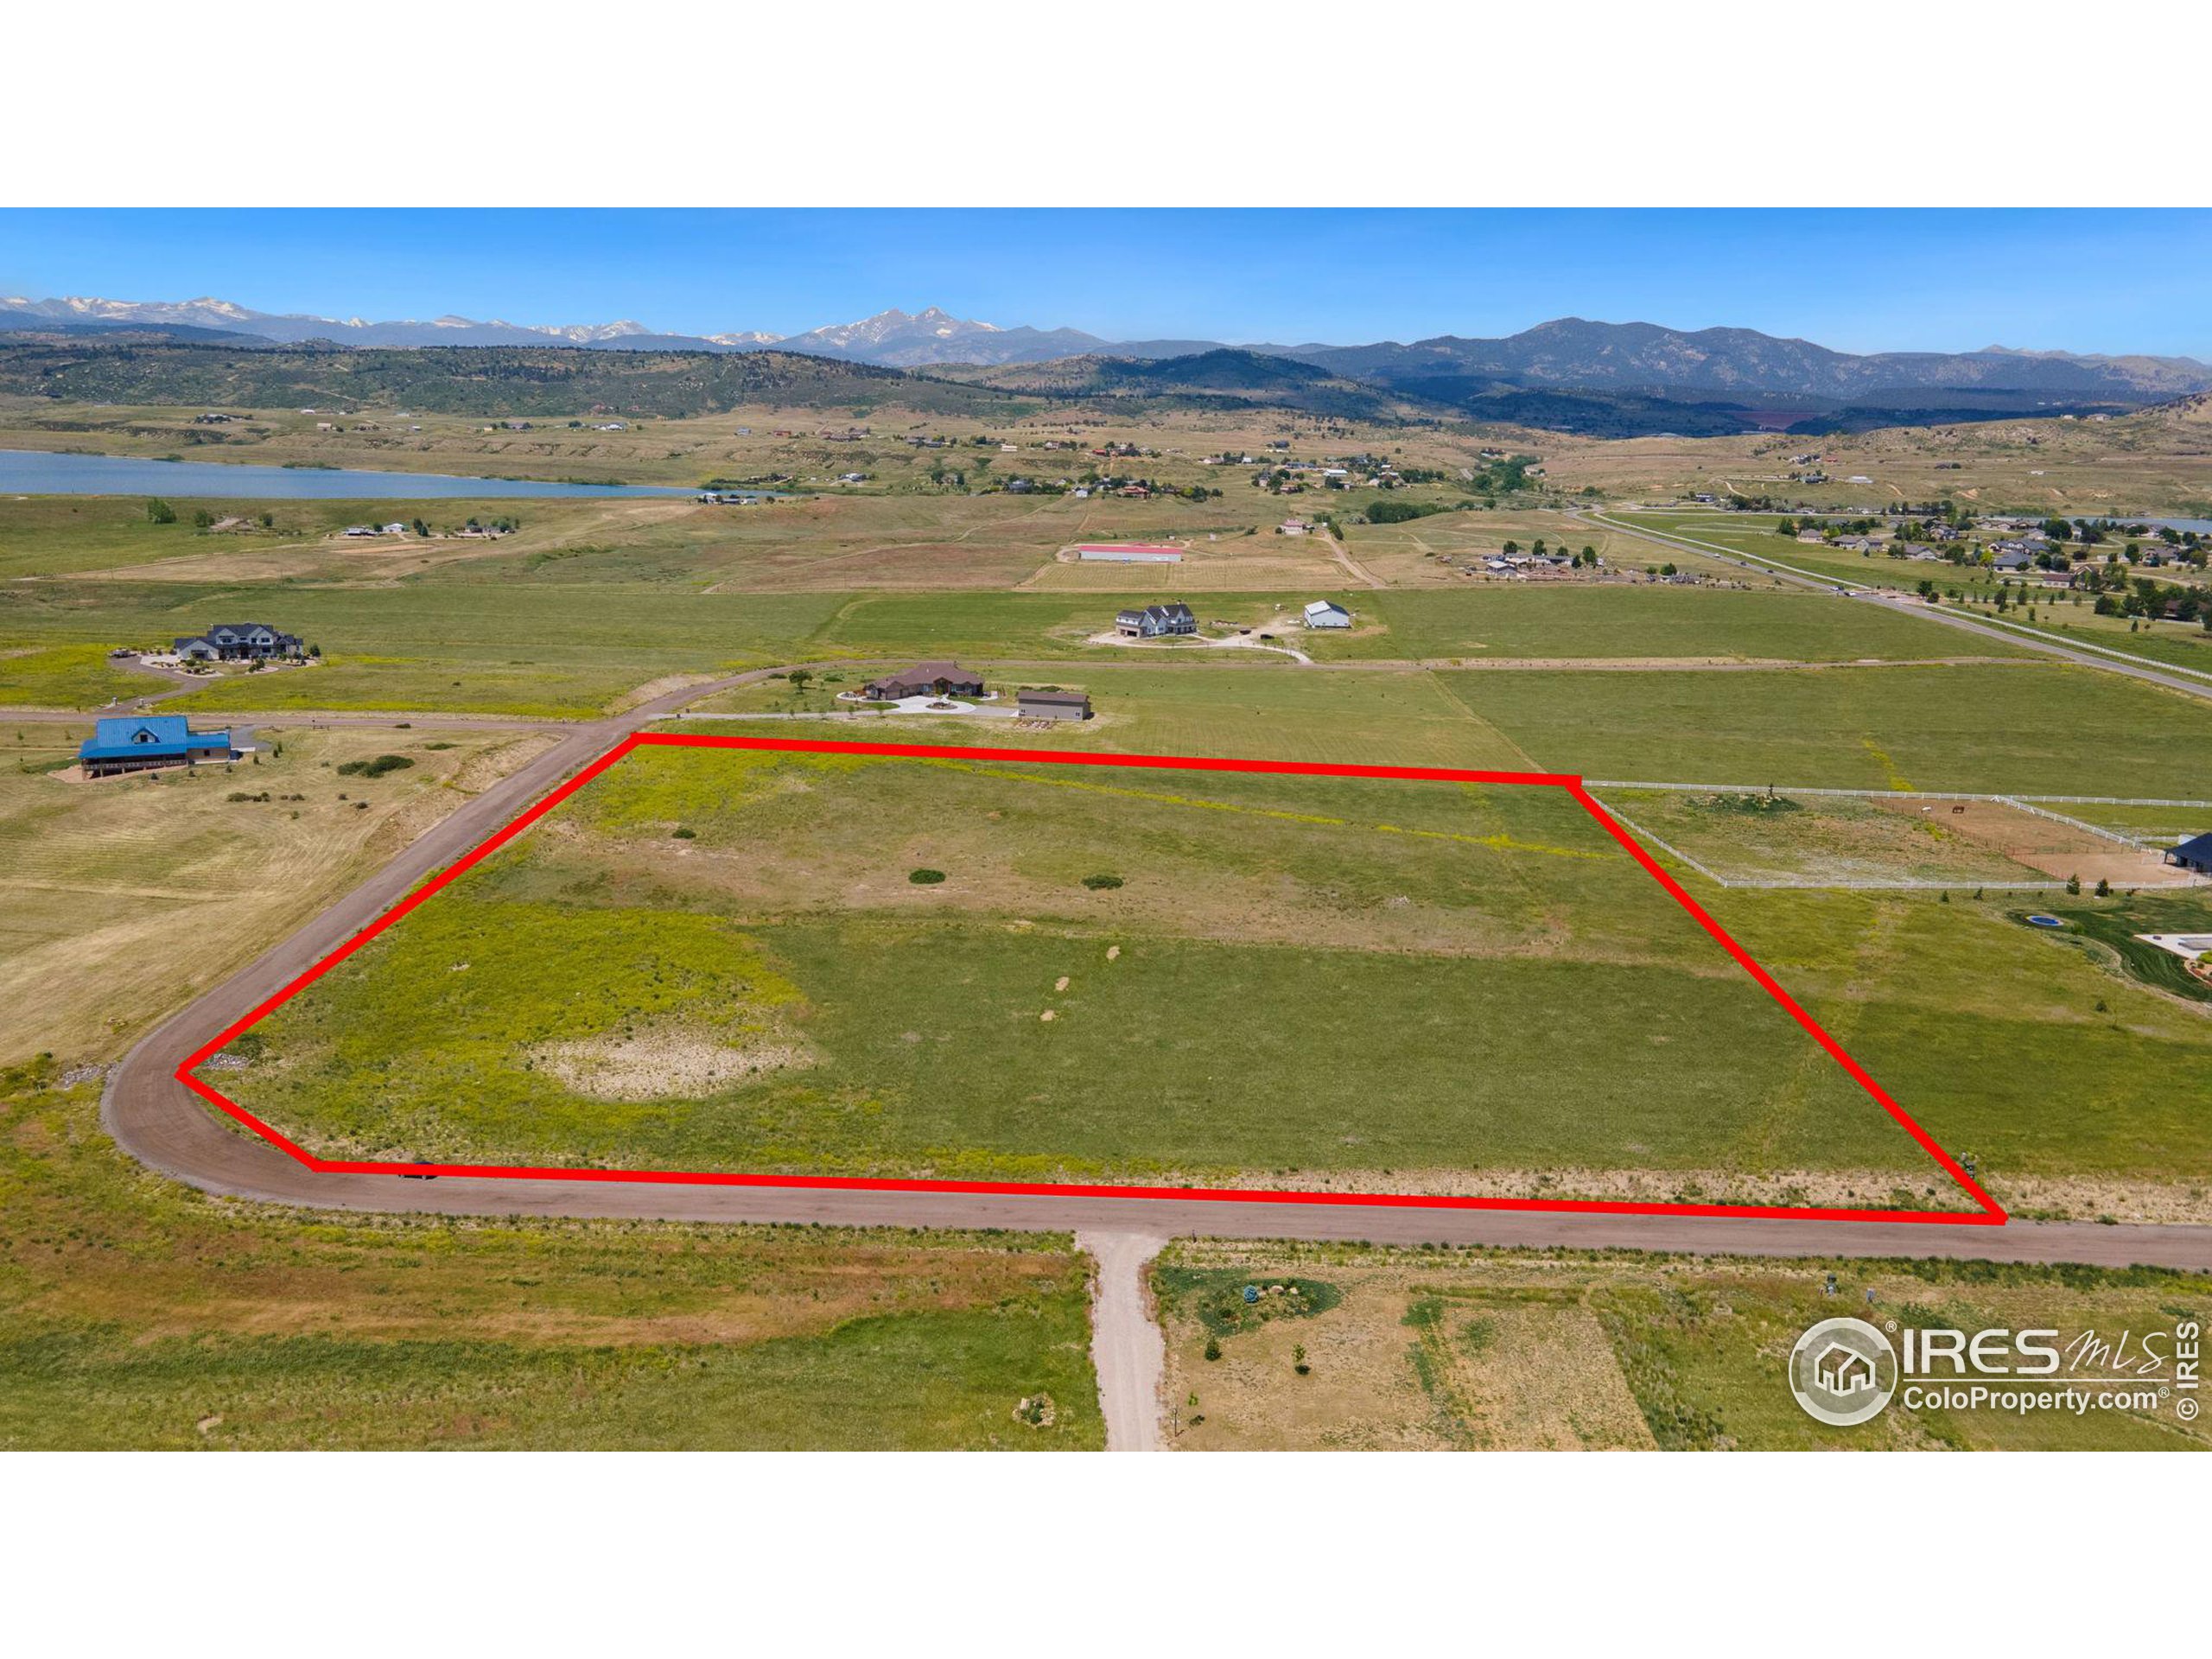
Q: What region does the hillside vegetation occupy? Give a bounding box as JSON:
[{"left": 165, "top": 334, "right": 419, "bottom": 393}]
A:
[{"left": 0, "top": 342, "right": 1029, "bottom": 419}]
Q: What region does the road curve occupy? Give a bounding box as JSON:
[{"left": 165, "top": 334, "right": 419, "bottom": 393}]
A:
[{"left": 99, "top": 670, "right": 2212, "bottom": 1272}]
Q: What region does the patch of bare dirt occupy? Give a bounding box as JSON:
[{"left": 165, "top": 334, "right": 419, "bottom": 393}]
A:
[{"left": 532, "top": 1027, "right": 812, "bottom": 1100}]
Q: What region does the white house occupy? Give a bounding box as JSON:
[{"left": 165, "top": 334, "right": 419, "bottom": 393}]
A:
[{"left": 1303, "top": 601, "right": 1352, "bottom": 629}]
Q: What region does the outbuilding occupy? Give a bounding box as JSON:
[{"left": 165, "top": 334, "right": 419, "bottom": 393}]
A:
[
  {"left": 2165, "top": 831, "right": 2212, "bottom": 876},
  {"left": 1302, "top": 600, "right": 1352, "bottom": 629},
  {"left": 1017, "top": 689, "right": 1092, "bottom": 721}
]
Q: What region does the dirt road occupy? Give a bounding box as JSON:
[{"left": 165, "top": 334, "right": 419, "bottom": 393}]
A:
[{"left": 1078, "top": 1230, "right": 1167, "bottom": 1451}]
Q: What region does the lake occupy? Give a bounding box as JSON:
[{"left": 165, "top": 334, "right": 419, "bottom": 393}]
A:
[{"left": 0, "top": 448, "right": 702, "bottom": 500}]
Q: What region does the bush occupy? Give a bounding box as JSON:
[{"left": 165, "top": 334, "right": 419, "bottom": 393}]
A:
[
  {"left": 334, "top": 754, "right": 415, "bottom": 779},
  {"left": 908, "top": 868, "right": 947, "bottom": 885},
  {"left": 1203, "top": 1338, "right": 1222, "bottom": 1362},
  {"left": 1081, "top": 874, "right": 1124, "bottom": 890},
  {"left": 671, "top": 826, "right": 696, "bottom": 840}
]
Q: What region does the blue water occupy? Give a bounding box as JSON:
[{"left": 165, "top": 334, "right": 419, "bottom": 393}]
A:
[{"left": 0, "top": 448, "right": 700, "bottom": 499}]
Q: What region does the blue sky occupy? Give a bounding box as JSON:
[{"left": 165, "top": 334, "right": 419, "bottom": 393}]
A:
[{"left": 5, "top": 208, "right": 2210, "bottom": 357}]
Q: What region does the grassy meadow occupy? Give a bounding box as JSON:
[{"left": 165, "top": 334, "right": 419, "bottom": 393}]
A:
[
  {"left": 211, "top": 745, "right": 2211, "bottom": 1211},
  {"left": 0, "top": 1061, "right": 1099, "bottom": 1451}
]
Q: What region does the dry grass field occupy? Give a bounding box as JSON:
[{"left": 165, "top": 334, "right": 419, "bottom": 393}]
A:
[
  {"left": 1591, "top": 789, "right": 2186, "bottom": 890},
  {"left": 0, "top": 721, "right": 558, "bottom": 1065},
  {"left": 1154, "top": 1238, "right": 2211, "bottom": 1452}
]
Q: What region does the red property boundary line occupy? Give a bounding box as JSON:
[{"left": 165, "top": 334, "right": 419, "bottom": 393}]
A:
[{"left": 179, "top": 733, "right": 2007, "bottom": 1228}]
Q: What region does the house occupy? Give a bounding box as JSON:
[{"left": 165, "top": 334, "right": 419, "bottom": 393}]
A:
[
  {"left": 2167, "top": 832, "right": 2212, "bottom": 875},
  {"left": 1017, "top": 688, "right": 1092, "bottom": 721},
  {"left": 171, "top": 622, "right": 301, "bottom": 662},
  {"left": 1279, "top": 519, "right": 1309, "bottom": 536},
  {"left": 78, "top": 715, "right": 240, "bottom": 779},
  {"left": 1116, "top": 602, "right": 1198, "bottom": 639},
  {"left": 379, "top": 523, "right": 409, "bottom": 536},
  {"left": 861, "top": 661, "right": 984, "bottom": 701},
  {"left": 1989, "top": 547, "right": 2034, "bottom": 571},
  {"left": 1303, "top": 600, "right": 1352, "bottom": 629}
]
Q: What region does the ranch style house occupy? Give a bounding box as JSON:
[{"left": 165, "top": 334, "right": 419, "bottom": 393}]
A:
[
  {"left": 78, "top": 715, "right": 246, "bottom": 779},
  {"left": 863, "top": 661, "right": 986, "bottom": 700}
]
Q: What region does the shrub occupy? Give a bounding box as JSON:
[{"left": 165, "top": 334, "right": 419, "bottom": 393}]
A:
[
  {"left": 672, "top": 826, "right": 696, "bottom": 840},
  {"left": 908, "top": 868, "right": 946, "bottom": 885},
  {"left": 334, "top": 754, "right": 415, "bottom": 779},
  {"left": 1203, "top": 1338, "right": 1222, "bottom": 1362},
  {"left": 1081, "top": 874, "right": 1124, "bottom": 890}
]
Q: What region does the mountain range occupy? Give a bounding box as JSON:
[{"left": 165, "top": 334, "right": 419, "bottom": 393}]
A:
[{"left": 6, "top": 294, "right": 2209, "bottom": 435}]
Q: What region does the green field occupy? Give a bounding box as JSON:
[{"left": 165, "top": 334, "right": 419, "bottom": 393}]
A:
[
  {"left": 1617, "top": 511, "right": 2212, "bottom": 673},
  {"left": 0, "top": 1059, "right": 1099, "bottom": 1450},
  {"left": 1340, "top": 585, "right": 2039, "bottom": 664},
  {"left": 198, "top": 744, "right": 2200, "bottom": 1214},
  {"left": 1444, "top": 663, "right": 2212, "bottom": 796}
]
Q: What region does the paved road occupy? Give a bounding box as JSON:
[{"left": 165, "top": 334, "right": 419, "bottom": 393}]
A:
[
  {"left": 95, "top": 665, "right": 2212, "bottom": 1272},
  {"left": 1078, "top": 1230, "right": 1167, "bottom": 1451}
]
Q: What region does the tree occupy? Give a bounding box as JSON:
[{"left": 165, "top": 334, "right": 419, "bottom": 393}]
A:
[{"left": 143, "top": 498, "right": 176, "bottom": 525}]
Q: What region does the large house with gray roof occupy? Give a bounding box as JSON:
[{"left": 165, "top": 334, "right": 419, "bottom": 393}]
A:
[
  {"left": 1116, "top": 602, "right": 1197, "bottom": 639},
  {"left": 173, "top": 622, "right": 302, "bottom": 663}
]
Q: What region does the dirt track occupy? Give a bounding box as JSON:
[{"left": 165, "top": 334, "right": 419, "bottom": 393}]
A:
[{"left": 97, "top": 670, "right": 2212, "bottom": 1273}]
